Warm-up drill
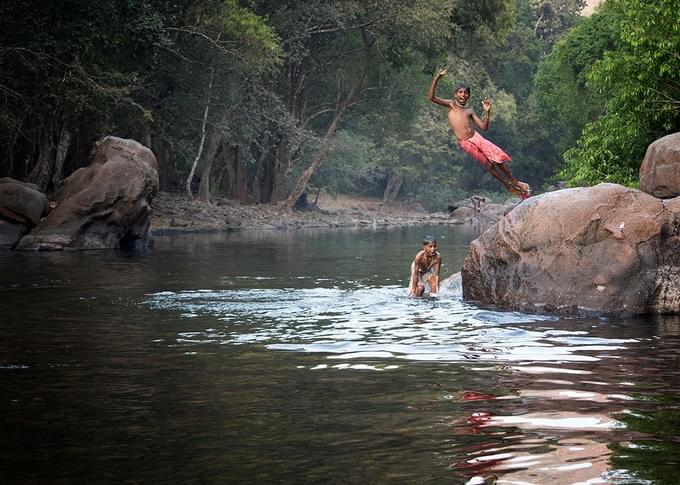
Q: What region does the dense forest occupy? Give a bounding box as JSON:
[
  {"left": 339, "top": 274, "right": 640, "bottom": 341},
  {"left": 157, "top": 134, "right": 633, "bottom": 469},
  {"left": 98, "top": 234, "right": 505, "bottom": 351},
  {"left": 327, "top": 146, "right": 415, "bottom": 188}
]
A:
[{"left": 0, "top": 0, "right": 678, "bottom": 210}]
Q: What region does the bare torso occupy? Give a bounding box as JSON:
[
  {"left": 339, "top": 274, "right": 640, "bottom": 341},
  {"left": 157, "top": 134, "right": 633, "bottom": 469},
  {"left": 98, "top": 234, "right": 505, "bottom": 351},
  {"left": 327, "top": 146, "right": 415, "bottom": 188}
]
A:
[
  {"left": 414, "top": 250, "right": 441, "bottom": 273},
  {"left": 447, "top": 105, "right": 476, "bottom": 141}
]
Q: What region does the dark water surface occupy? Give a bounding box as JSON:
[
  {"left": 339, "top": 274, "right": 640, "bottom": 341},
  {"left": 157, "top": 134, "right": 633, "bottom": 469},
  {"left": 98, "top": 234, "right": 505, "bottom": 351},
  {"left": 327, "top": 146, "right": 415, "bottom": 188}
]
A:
[{"left": 2, "top": 226, "right": 680, "bottom": 484}]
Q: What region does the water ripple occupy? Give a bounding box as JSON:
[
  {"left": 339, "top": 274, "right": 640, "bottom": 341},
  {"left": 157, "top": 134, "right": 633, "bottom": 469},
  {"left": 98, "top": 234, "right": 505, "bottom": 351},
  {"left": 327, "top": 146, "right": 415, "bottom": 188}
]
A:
[{"left": 145, "top": 286, "right": 634, "bottom": 364}]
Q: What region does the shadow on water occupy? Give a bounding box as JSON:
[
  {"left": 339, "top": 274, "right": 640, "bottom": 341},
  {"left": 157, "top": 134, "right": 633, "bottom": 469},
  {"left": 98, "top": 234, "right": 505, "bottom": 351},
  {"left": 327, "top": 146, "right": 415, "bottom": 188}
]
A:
[{"left": 2, "top": 226, "right": 680, "bottom": 483}]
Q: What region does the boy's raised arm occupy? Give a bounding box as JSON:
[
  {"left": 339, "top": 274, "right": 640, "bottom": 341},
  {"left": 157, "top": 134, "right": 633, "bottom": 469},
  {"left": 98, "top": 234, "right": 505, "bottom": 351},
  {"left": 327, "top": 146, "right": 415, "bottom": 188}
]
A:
[
  {"left": 428, "top": 69, "right": 452, "bottom": 107},
  {"left": 472, "top": 99, "right": 492, "bottom": 131}
]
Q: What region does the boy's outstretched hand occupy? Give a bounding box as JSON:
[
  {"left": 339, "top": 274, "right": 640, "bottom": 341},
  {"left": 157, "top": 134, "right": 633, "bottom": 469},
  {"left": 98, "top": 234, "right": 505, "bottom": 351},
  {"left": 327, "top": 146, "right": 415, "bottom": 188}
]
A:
[
  {"left": 482, "top": 98, "right": 491, "bottom": 111},
  {"left": 436, "top": 68, "right": 448, "bottom": 78}
]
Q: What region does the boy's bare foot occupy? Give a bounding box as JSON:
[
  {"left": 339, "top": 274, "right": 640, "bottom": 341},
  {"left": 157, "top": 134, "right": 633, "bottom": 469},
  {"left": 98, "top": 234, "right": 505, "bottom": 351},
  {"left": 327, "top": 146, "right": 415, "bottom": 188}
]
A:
[{"left": 506, "top": 185, "right": 524, "bottom": 197}]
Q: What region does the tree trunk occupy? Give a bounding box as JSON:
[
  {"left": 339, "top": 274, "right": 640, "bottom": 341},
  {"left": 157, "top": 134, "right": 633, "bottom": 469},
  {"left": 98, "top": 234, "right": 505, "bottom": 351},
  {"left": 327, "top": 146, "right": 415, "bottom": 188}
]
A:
[
  {"left": 268, "top": 50, "right": 307, "bottom": 203},
  {"left": 28, "top": 119, "right": 57, "bottom": 192},
  {"left": 197, "top": 153, "right": 213, "bottom": 203},
  {"left": 270, "top": 140, "right": 291, "bottom": 202},
  {"left": 258, "top": 153, "right": 277, "bottom": 204},
  {"left": 158, "top": 143, "right": 171, "bottom": 191},
  {"left": 284, "top": 111, "right": 343, "bottom": 208},
  {"left": 51, "top": 126, "right": 72, "bottom": 188},
  {"left": 6, "top": 118, "right": 24, "bottom": 179},
  {"left": 224, "top": 147, "right": 237, "bottom": 198},
  {"left": 198, "top": 108, "right": 230, "bottom": 202},
  {"left": 198, "top": 124, "right": 223, "bottom": 203},
  {"left": 186, "top": 69, "right": 214, "bottom": 199},
  {"left": 251, "top": 134, "right": 271, "bottom": 203},
  {"left": 283, "top": 29, "right": 372, "bottom": 208},
  {"left": 383, "top": 170, "right": 403, "bottom": 204},
  {"left": 233, "top": 152, "right": 247, "bottom": 201},
  {"left": 216, "top": 164, "right": 227, "bottom": 196}
]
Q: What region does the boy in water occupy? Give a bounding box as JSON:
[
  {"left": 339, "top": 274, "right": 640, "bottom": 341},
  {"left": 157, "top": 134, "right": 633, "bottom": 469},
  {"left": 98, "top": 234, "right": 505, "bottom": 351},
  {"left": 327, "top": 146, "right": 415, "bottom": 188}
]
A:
[
  {"left": 428, "top": 69, "right": 531, "bottom": 199},
  {"left": 408, "top": 235, "right": 442, "bottom": 298}
]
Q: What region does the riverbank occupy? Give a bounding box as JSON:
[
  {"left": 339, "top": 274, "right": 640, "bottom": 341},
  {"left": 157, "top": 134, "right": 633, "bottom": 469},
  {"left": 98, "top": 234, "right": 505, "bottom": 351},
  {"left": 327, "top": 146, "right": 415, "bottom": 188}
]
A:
[{"left": 151, "top": 192, "right": 464, "bottom": 234}]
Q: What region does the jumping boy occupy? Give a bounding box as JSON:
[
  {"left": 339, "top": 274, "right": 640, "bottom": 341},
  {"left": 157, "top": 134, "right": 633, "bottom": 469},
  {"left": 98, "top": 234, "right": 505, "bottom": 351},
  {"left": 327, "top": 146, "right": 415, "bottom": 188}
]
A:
[
  {"left": 428, "top": 69, "right": 530, "bottom": 199},
  {"left": 408, "top": 235, "right": 442, "bottom": 298}
]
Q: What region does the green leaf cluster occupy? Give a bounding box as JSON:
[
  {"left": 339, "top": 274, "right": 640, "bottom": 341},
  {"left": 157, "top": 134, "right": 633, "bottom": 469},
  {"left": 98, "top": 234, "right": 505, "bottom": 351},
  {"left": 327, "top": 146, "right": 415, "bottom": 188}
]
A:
[{"left": 561, "top": 0, "right": 680, "bottom": 186}]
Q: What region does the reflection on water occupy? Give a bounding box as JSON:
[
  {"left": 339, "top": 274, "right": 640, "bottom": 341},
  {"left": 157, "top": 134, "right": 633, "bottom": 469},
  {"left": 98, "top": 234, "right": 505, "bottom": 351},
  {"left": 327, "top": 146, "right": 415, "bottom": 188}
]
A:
[{"left": 2, "top": 227, "right": 680, "bottom": 483}]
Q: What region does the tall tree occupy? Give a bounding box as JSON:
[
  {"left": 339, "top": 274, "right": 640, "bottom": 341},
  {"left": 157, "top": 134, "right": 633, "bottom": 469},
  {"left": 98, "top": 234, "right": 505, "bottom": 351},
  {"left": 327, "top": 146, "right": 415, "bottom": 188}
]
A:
[
  {"left": 0, "top": 0, "right": 173, "bottom": 190},
  {"left": 562, "top": 0, "right": 680, "bottom": 185},
  {"left": 531, "top": 0, "right": 587, "bottom": 56},
  {"left": 252, "top": 0, "right": 516, "bottom": 207}
]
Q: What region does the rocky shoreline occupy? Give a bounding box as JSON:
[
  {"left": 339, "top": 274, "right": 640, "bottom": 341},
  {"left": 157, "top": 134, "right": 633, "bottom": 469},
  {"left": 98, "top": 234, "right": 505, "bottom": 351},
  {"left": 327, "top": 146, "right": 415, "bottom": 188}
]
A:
[
  {"left": 0, "top": 136, "right": 515, "bottom": 250},
  {"left": 150, "top": 192, "right": 513, "bottom": 234}
]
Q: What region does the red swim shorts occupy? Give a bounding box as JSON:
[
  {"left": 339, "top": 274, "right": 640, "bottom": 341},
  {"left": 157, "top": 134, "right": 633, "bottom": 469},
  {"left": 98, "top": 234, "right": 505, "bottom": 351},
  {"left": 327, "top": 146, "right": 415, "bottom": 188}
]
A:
[{"left": 458, "top": 131, "right": 512, "bottom": 168}]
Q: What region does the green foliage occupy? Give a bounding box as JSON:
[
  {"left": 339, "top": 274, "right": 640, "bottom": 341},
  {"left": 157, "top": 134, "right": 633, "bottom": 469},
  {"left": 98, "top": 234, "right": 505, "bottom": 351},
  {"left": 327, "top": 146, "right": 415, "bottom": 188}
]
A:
[
  {"left": 492, "top": 0, "right": 544, "bottom": 102},
  {"left": 0, "top": 0, "right": 601, "bottom": 203},
  {"left": 451, "top": 0, "right": 515, "bottom": 34},
  {"left": 532, "top": 7, "right": 615, "bottom": 156},
  {"left": 188, "top": 0, "right": 282, "bottom": 71},
  {"left": 0, "top": 0, "right": 175, "bottom": 183},
  {"left": 315, "top": 130, "right": 383, "bottom": 196},
  {"left": 561, "top": 0, "right": 680, "bottom": 186}
]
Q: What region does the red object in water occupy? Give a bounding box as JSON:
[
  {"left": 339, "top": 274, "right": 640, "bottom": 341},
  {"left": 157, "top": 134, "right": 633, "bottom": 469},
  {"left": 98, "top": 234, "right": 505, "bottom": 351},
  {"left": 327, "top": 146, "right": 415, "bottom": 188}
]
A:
[
  {"left": 469, "top": 412, "right": 493, "bottom": 425},
  {"left": 462, "top": 391, "right": 496, "bottom": 401}
]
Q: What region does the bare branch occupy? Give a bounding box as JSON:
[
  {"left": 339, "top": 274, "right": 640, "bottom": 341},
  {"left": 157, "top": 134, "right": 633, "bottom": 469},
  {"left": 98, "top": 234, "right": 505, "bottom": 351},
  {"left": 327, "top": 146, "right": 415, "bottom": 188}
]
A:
[
  {"left": 309, "top": 16, "right": 385, "bottom": 35},
  {"left": 165, "top": 27, "right": 239, "bottom": 56}
]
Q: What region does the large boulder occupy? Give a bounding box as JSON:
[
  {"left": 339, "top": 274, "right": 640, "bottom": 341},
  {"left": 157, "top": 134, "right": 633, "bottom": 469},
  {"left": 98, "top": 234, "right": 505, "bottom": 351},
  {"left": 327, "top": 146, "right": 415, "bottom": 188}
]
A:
[
  {"left": 462, "top": 183, "right": 680, "bottom": 316},
  {"left": 17, "top": 136, "right": 158, "bottom": 250},
  {"left": 0, "top": 220, "right": 29, "bottom": 250},
  {"left": 0, "top": 178, "right": 49, "bottom": 226},
  {"left": 640, "top": 132, "right": 680, "bottom": 198},
  {"left": 0, "top": 178, "right": 49, "bottom": 249}
]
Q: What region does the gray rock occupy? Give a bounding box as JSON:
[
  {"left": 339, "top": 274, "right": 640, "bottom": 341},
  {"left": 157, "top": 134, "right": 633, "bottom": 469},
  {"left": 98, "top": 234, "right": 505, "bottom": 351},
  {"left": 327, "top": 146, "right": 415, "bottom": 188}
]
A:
[
  {"left": 0, "top": 220, "right": 28, "bottom": 249},
  {"left": 0, "top": 177, "right": 49, "bottom": 226},
  {"left": 17, "top": 136, "right": 158, "bottom": 250},
  {"left": 640, "top": 132, "right": 680, "bottom": 198},
  {"left": 462, "top": 183, "right": 680, "bottom": 316}
]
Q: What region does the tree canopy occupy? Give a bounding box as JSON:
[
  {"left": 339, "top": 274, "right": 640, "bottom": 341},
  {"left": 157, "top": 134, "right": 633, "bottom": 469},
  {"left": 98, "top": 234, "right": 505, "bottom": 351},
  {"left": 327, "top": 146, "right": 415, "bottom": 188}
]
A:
[
  {"left": 560, "top": 0, "right": 680, "bottom": 185},
  {"left": 1, "top": 0, "right": 677, "bottom": 209}
]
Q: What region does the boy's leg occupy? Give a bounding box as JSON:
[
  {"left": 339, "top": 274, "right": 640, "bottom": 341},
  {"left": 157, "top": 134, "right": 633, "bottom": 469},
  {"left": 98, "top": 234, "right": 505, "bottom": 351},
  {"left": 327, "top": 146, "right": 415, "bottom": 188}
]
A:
[
  {"left": 496, "top": 163, "right": 530, "bottom": 195},
  {"left": 427, "top": 274, "right": 440, "bottom": 295},
  {"left": 487, "top": 164, "right": 525, "bottom": 196}
]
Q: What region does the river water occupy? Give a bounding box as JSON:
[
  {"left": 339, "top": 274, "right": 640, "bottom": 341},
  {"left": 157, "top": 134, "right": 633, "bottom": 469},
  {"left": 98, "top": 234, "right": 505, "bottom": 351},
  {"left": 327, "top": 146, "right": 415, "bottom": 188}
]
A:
[{"left": 1, "top": 226, "right": 680, "bottom": 484}]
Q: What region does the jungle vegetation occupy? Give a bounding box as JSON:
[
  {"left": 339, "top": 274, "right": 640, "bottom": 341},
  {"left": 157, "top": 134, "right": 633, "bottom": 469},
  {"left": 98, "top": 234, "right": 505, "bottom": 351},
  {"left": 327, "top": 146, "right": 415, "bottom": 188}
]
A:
[{"left": 1, "top": 0, "right": 678, "bottom": 210}]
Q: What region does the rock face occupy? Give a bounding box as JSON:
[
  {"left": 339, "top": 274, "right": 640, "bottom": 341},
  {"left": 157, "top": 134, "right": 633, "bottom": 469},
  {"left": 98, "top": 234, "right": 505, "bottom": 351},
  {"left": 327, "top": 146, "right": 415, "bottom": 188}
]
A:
[
  {"left": 0, "top": 178, "right": 49, "bottom": 249},
  {"left": 17, "top": 136, "right": 159, "bottom": 250},
  {"left": 448, "top": 197, "right": 518, "bottom": 225},
  {"left": 640, "top": 132, "right": 680, "bottom": 198},
  {"left": 462, "top": 183, "right": 680, "bottom": 316}
]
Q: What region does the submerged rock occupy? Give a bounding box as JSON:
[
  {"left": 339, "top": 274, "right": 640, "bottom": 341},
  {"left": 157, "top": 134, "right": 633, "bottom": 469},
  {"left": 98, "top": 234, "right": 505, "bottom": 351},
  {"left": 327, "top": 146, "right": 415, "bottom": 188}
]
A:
[
  {"left": 17, "top": 136, "right": 158, "bottom": 250},
  {"left": 462, "top": 183, "right": 680, "bottom": 316}
]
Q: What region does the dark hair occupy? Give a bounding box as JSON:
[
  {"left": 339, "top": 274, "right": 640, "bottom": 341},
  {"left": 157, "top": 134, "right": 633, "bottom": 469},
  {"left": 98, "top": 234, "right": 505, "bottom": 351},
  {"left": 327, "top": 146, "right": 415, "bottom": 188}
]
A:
[
  {"left": 422, "top": 235, "right": 436, "bottom": 245},
  {"left": 455, "top": 83, "right": 470, "bottom": 94}
]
